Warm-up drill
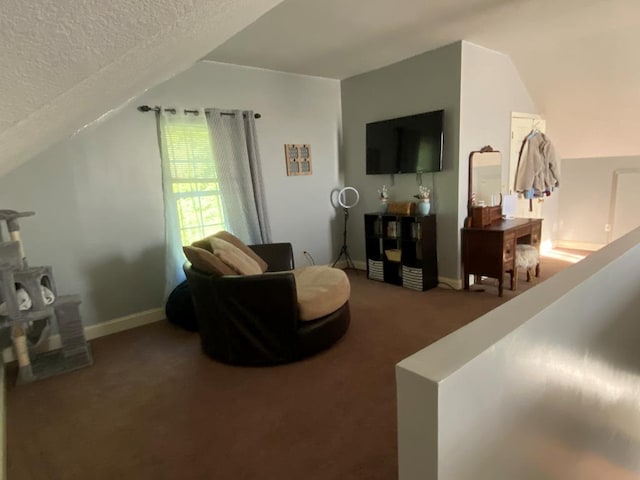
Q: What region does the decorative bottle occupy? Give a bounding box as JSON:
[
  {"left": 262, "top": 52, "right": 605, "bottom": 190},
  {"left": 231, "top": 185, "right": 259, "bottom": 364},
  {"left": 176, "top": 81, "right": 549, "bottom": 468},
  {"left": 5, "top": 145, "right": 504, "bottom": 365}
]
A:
[{"left": 378, "top": 185, "right": 389, "bottom": 213}]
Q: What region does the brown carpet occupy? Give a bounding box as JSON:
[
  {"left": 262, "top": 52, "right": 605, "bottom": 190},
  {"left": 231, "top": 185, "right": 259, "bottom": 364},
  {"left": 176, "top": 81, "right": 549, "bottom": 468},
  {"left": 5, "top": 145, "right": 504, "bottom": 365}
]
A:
[{"left": 6, "top": 253, "right": 583, "bottom": 480}]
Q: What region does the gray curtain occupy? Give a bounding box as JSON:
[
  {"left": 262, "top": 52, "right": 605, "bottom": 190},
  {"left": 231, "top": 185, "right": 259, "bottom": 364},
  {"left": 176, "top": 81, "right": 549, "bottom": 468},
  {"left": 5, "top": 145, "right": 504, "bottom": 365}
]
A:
[{"left": 206, "top": 109, "right": 272, "bottom": 244}]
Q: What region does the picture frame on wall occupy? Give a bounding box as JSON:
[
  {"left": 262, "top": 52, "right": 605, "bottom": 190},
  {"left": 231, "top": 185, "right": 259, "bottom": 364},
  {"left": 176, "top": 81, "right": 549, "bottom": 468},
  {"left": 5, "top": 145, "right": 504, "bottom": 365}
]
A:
[{"left": 284, "top": 144, "right": 312, "bottom": 176}]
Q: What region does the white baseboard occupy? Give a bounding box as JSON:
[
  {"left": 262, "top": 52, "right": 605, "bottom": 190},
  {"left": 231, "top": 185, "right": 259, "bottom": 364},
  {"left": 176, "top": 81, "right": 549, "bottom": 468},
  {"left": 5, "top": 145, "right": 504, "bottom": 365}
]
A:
[
  {"left": 352, "top": 260, "right": 367, "bottom": 270},
  {"left": 554, "top": 240, "right": 605, "bottom": 252},
  {"left": 341, "top": 260, "right": 463, "bottom": 290},
  {"left": 438, "top": 276, "right": 463, "bottom": 290},
  {"left": 331, "top": 260, "right": 367, "bottom": 270},
  {"left": 2, "top": 307, "right": 165, "bottom": 363}
]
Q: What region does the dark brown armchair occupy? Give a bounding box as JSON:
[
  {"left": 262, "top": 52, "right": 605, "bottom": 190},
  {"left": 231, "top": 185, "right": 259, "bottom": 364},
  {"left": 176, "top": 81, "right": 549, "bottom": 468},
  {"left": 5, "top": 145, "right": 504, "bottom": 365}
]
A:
[{"left": 184, "top": 242, "right": 350, "bottom": 366}]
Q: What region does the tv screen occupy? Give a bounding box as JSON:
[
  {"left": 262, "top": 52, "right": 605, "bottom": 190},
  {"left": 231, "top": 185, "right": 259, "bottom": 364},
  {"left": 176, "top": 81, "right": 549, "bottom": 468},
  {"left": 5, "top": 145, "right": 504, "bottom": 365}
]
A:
[{"left": 366, "top": 110, "right": 444, "bottom": 174}]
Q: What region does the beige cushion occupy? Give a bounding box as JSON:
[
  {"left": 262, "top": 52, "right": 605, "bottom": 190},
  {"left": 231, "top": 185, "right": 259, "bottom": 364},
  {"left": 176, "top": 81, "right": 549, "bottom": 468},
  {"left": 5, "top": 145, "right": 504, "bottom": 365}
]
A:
[
  {"left": 191, "top": 238, "right": 214, "bottom": 253},
  {"left": 213, "top": 231, "right": 268, "bottom": 273},
  {"left": 192, "top": 231, "right": 268, "bottom": 273},
  {"left": 293, "top": 266, "right": 350, "bottom": 321},
  {"left": 210, "top": 237, "right": 262, "bottom": 275},
  {"left": 183, "top": 245, "right": 236, "bottom": 276}
]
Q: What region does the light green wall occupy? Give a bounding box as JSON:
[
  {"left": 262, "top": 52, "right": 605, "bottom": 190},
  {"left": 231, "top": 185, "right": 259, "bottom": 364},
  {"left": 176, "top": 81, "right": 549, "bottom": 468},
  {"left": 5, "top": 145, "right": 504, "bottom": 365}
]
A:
[
  {"left": 0, "top": 62, "right": 342, "bottom": 325},
  {"left": 341, "top": 41, "right": 541, "bottom": 281},
  {"left": 0, "top": 41, "right": 545, "bottom": 328},
  {"left": 341, "top": 42, "right": 463, "bottom": 280}
]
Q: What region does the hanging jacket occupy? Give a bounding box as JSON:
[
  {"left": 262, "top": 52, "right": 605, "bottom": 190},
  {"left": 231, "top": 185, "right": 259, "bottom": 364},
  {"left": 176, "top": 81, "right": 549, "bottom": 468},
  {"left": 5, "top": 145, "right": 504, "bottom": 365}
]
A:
[{"left": 514, "top": 132, "right": 560, "bottom": 195}]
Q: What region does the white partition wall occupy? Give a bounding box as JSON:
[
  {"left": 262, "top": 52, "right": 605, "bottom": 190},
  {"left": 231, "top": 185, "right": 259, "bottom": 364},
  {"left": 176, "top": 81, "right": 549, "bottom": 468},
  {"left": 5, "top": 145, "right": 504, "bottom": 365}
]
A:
[{"left": 397, "top": 227, "right": 640, "bottom": 479}]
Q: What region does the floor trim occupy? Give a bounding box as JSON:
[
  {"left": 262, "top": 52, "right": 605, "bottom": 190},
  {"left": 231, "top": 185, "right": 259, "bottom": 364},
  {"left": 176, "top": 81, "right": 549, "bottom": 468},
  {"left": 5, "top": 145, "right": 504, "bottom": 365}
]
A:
[
  {"left": 555, "top": 240, "right": 604, "bottom": 252},
  {"left": 342, "top": 261, "right": 463, "bottom": 290},
  {"left": 2, "top": 307, "right": 165, "bottom": 363},
  {"left": 438, "top": 276, "right": 463, "bottom": 290},
  {"left": 352, "top": 260, "right": 367, "bottom": 270}
]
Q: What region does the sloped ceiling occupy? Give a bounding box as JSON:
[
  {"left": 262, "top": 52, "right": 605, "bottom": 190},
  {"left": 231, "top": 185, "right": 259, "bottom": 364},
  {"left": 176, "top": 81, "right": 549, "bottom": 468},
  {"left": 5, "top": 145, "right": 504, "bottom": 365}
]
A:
[
  {"left": 0, "top": 0, "right": 284, "bottom": 176},
  {"left": 208, "top": 0, "right": 640, "bottom": 159}
]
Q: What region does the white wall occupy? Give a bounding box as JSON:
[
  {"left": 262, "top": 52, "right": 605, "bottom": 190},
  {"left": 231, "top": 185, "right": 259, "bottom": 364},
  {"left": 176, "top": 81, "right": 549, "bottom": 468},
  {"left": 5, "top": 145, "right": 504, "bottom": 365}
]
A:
[
  {"left": 559, "top": 155, "right": 640, "bottom": 247},
  {"left": 0, "top": 61, "right": 342, "bottom": 325},
  {"left": 459, "top": 42, "right": 557, "bottom": 244},
  {"left": 502, "top": 1, "right": 640, "bottom": 163},
  {"left": 397, "top": 225, "right": 640, "bottom": 479},
  {"left": 460, "top": 42, "right": 536, "bottom": 194},
  {"left": 340, "top": 42, "right": 462, "bottom": 281}
]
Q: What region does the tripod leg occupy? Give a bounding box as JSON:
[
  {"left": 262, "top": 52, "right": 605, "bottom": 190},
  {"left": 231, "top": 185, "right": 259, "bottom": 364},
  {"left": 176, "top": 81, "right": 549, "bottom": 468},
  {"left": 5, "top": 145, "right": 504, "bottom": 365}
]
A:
[
  {"left": 332, "top": 247, "right": 344, "bottom": 267},
  {"left": 333, "top": 208, "right": 353, "bottom": 268},
  {"left": 343, "top": 246, "right": 355, "bottom": 270},
  {"left": 332, "top": 245, "right": 349, "bottom": 268}
]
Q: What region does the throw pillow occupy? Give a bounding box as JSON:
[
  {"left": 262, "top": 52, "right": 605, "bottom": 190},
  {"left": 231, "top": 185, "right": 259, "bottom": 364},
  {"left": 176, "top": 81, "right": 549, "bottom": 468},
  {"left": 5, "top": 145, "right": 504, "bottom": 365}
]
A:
[
  {"left": 210, "top": 237, "right": 262, "bottom": 275},
  {"left": 191, "top": 231, "right": 268, "bottom": 272},
  {"left": 213, "top": 231, "right": 268, "bottom": 273},
  {"left": 183, "top": 245, "right": 236, "bottom": 276}
]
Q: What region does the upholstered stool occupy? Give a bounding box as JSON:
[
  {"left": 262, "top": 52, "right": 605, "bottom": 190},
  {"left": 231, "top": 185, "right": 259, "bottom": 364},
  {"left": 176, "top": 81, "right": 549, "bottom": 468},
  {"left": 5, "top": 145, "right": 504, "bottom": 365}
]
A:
[{"left": 514, "top": 244, "right": 539, "bottom": 290}]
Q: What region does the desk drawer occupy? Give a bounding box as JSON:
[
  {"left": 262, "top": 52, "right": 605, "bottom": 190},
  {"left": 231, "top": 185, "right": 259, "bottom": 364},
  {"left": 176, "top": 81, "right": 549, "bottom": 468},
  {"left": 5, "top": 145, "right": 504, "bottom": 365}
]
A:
[
  {"left": 531, "top": 224, "right": 542, "bottom": 247},
  {"left": 513, "top": 227, "right": 529, "bottom": 239},
  {"left": 503, "top": 233, "right": 515, "bottom": 263}
]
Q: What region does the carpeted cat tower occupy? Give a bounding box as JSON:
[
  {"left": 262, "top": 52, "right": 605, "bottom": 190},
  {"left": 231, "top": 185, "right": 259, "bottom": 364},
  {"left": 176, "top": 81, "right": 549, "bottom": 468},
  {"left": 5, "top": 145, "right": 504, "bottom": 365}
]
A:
[{"left": 0, "top": 210, "right": 92, "bottom": 384}]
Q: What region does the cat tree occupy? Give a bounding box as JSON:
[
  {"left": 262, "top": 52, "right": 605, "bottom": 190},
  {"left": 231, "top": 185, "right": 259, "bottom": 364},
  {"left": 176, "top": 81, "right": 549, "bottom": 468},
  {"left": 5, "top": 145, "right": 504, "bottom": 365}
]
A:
[{"left": 0, "top": 210, "right": 92, "bottom": 384}]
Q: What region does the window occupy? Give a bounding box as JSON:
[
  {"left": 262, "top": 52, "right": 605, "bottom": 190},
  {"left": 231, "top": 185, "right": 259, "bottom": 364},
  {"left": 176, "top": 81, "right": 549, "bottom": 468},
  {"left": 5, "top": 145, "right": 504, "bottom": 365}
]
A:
[
  {"left": 163, "top": 120, "right": 226, "bottom": 245},
  {"left": 157, "top": 108, "right": 270, "bottom": 295}
]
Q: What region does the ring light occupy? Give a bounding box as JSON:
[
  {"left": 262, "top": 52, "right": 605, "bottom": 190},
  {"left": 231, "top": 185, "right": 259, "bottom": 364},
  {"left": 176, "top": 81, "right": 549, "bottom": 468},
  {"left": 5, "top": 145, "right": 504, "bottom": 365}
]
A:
[
  {"left": 338, "top": 186, "right": 360, "bottom": 209},
  {"left": 332, "top": 186, "right": 359, "bottom": 269}
]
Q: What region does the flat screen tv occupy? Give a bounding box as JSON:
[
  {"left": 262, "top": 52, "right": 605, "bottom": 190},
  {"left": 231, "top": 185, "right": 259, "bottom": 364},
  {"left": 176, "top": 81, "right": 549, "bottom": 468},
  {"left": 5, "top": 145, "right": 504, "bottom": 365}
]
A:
[{"left": 366, "top": 109, "right": 444, "bottom": 174}]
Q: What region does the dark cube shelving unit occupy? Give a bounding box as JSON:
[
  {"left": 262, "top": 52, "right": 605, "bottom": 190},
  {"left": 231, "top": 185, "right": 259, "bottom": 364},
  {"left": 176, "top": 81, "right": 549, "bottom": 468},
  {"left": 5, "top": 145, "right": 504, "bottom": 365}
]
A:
[{"left": 364, "top": 213, "right": 438, "bottom": 291}]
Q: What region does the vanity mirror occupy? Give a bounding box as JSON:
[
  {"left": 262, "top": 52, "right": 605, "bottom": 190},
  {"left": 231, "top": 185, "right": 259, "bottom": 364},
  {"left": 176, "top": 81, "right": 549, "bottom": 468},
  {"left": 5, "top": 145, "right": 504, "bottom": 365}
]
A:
[{"left": 466, "top": 146, "right": 503, "bottom": 228}]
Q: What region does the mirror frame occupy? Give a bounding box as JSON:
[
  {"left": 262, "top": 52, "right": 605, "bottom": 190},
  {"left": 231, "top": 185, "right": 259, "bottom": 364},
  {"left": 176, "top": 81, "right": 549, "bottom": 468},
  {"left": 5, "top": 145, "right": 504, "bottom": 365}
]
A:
[{"left": 466, "top": 145, "right": 503, "bottom": 227}]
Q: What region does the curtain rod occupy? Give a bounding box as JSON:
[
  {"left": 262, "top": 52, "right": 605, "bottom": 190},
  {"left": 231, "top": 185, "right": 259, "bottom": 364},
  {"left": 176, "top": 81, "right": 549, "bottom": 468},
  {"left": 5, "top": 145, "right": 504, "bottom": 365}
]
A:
[{"left": 137, "top": 105, "right": 261, "bottom": 118}]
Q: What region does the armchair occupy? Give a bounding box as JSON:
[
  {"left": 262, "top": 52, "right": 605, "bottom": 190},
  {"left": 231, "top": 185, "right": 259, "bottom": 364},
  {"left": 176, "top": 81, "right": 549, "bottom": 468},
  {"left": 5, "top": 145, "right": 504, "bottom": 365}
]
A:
[{"left": 184, "top": 242, "right": 350, "bottom": 366}]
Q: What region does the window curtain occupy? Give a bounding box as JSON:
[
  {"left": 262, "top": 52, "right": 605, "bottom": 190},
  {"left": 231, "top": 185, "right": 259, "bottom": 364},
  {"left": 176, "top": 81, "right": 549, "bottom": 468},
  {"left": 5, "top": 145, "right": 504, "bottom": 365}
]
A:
[
  {"left": 157, "top": 108, "right": 211, "bottom": 297},
  {"left": 206, "top": 109, "right": 272, "bottom": 245},
  {"left": 156, "top": 108, "right": 272, "bottom": 297}
]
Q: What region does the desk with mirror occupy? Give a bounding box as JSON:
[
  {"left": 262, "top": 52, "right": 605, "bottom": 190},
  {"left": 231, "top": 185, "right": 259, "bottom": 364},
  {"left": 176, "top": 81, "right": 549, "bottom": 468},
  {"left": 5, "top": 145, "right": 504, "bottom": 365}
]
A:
[{"left": 462, "top": 147, "right": 542, "bottom": 296}]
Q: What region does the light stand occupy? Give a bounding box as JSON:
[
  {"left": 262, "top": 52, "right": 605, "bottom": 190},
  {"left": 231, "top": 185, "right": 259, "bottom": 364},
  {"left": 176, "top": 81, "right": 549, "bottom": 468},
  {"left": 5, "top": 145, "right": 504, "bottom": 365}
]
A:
[
  {"left": 332, "top": 207, "right": 355, "bottom": 269},
  {"left": 331, "top": 186, "right": 359, "bottom": 269}
]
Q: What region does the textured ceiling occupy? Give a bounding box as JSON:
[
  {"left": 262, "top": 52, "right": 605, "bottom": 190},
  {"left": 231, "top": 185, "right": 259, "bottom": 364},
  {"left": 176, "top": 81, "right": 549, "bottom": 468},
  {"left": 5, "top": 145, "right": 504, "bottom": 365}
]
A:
[
  {"left": 0, "top": 0, "right": 284, "bottom": 176},
  {"left": 208, "top": 0, "right": 640, "bottom": 157},
  {"left": 3, "top": 0, "right": 636, "bottom": 172}
]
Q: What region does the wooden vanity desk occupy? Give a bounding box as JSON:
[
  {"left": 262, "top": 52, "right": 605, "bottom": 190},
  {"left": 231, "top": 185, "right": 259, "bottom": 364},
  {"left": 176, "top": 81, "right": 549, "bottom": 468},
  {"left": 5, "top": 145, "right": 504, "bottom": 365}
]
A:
[{"left": 462, "top": 217, "right": 542, "bottom": 296}]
